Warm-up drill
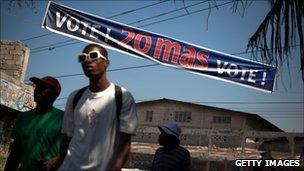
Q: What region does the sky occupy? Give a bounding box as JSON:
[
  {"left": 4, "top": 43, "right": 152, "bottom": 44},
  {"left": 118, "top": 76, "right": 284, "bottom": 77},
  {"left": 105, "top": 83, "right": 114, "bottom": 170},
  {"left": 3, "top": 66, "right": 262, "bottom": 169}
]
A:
[{"left": 1, "top": 0, "right": 303, "bottom": 132}]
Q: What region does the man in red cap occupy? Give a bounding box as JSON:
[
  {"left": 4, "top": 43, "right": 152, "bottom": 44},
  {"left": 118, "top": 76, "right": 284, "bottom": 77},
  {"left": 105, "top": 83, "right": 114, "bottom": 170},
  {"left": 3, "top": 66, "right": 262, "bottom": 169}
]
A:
[{"left": 5, "top": 76, "right": 64, "bottom": 171}]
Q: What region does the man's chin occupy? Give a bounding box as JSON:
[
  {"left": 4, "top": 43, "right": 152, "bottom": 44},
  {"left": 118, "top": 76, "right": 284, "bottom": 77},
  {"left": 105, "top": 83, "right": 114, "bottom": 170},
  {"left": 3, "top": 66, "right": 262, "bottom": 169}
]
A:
[{"left": 85, "top": 72, "right": 101, "bottom": 78}]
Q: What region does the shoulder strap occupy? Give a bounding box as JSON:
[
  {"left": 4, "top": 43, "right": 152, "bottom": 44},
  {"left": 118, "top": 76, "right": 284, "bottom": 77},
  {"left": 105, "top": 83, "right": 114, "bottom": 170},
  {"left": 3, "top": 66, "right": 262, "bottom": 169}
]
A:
[
  {"left": 72, "top": 85, "right": 122, "bottom": 119},
  {"left": 114, "top": 85, "right": 122, "bottom": 120},
  {"left": 72, "top": 86, "right": 89, "bottom": 111}
]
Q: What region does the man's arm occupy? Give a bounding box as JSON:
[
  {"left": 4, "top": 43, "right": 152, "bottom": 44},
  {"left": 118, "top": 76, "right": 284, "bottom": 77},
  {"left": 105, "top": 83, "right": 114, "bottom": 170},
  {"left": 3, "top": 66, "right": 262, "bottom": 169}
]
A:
[
  {"left": 58, "top": 134, "right": 72, "bottom": 167},
  {"left": 4, "top": 140, "right": 21, "bottom": 171},
  {"left": 113, "top": 90, "right": 137, "bottom": 170},
  {"left": 182, "top": 150, "right": 191, "bottom": 171},
  {"left": 48, "top": 91, "right": 74, "bottom": 170},
  {"left": 39, "top": 134, "right": 71, "bottom": 171},
  {"left": 112, "top": 132, "right": 131, "bottom": 171}
]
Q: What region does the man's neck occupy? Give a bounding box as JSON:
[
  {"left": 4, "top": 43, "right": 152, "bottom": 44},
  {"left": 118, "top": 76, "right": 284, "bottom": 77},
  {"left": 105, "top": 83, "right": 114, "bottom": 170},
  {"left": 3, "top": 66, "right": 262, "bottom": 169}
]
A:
[
  {"left": 163, "top": 144, "right": 179, "bottom": 150},
  {"left": 89, "top": 75, "right": 110, "bottom": 92},
  {"left": 35, "top": 104, "right": 53, "bottom": 115}
]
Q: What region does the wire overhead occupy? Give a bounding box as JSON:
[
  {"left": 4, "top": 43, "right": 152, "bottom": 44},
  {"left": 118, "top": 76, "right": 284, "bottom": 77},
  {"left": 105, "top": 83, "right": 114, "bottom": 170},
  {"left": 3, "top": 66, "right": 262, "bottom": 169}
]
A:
[
  {"left": 3, "top": 1, "right": 302, "bottom": 124},
  {"left": 20, "top": 0, "right": 170, "bottom": 42},
  {"left": 28, "top": 44, "right": 300, "bottom": 80},
  {"left": 30, "top": 0, "right": 227, "bottom": 53}
]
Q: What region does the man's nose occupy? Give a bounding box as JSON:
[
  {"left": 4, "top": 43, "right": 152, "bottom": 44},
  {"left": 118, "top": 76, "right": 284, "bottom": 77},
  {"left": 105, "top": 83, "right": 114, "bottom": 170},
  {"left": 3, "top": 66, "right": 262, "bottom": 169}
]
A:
[{"left": 83, "top": 59, "right": 93, "bottom": 64}]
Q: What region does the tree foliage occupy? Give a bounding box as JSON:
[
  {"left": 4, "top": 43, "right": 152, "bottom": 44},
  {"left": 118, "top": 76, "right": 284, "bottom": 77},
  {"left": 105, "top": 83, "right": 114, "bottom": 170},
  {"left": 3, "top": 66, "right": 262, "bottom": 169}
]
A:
[
  {"left": 7, "top": 0, "right": 37, "bottom": 13},
  {"left": 245, "top": 0, "right": 304, "bottom": 80}
]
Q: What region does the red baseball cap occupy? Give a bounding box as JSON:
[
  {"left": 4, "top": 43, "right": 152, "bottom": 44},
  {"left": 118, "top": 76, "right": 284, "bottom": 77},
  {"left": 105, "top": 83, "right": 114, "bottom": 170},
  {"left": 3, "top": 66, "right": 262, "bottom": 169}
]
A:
[{"left": 30, "top": 76, "right": 61, "bottom": 96}]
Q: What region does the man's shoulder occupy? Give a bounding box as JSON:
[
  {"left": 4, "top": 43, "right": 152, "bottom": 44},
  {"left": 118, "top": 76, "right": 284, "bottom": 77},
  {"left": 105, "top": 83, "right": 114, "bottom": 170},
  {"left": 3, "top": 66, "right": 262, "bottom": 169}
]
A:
[
  {"left": 52, "top": 107, "right": 65, "bottom": 116},
  {"left": 114, "top": 84, "right": 131, "bottom": 94},
  {"left": 16, "top": 109, "right": 35, "bottom": 119},
  {"left": 67, "top": 86, "right": 89, "bottom": 101},
  {"left": 177, "top": 146, "right": 190, "bottom": 154},
  {"left": 14, "top": 110, "right": 35, "bottom": 128},
  {"left": 155, "top": 147, "right": 165, "bottom": 154},
  {"left": 113, "top": 84, "right": 135, "bottom": 103},
  {"left": 71, "top": 86, "right": 89, "bottom": 95},
  {"left": 117, "top": 85, "right": 135, "bottom": 101}
]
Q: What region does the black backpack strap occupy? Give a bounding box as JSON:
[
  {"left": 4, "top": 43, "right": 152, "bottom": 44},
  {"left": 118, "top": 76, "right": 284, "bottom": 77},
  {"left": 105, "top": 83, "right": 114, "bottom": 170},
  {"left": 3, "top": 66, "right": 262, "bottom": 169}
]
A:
[
  {"left": 72, "top": 85, "right": 122, "bottom": 120},
  {"left": 114, "top": 85, "right": 122, "bottom": 120},
  {"left": 72, "top": 86, "right": 89, "bottom": 112}
]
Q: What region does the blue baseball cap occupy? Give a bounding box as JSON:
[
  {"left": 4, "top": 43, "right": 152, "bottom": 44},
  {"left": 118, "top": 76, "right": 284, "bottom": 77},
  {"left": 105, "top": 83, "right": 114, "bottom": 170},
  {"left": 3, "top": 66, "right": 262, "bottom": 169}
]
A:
[{"left": 158, "top": 121, "right": 181, "bottom": 138}]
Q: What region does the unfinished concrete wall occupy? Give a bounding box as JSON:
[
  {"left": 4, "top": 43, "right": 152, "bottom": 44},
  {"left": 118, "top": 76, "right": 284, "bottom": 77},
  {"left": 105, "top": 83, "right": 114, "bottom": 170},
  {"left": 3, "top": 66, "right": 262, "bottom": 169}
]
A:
[
  {"left": 0, "top": 41, "right": 34, "bottom": 142},
  {"left": 0, "top": 41, "right": 30, "bottom": 83},
  {"left": 0, "top": 72, "right": 34, "bottom": 111},
  {"left": 0, "top": 41, "right": 34, "bottom": 112}
]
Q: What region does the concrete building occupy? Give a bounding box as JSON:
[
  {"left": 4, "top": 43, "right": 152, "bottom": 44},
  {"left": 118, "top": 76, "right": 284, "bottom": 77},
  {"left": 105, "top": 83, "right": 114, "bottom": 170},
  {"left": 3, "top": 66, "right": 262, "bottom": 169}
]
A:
[
  {"left": 133, "top": 98, "right": 283, "bottom": 147},
  {"left": 0, "top": 41, "right": 34, "bottom": 140},
  {"left": 130, "top": 98, "right": 303, "bottom": 170}
]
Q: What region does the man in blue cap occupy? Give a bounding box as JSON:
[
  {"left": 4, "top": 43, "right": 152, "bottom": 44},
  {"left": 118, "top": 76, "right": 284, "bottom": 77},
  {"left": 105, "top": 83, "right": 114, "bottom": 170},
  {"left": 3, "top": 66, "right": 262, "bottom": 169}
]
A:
[{"left": 152, "top": 121, "right": 191, "bottom": 171}]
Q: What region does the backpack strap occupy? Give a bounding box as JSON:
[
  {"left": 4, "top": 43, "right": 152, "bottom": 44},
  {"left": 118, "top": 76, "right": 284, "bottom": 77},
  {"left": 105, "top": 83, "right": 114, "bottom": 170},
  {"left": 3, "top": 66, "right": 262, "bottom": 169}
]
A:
[
  {"left": 114, "top": 85, "right": 122, "bottom": 121},
  {"left": 72, "top": 86, "right": 89, "bottom": 111}
]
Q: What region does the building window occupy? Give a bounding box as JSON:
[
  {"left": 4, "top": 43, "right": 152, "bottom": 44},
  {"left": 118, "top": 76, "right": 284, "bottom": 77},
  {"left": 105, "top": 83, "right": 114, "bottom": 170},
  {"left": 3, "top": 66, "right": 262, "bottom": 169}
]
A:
[
  {"left": 186, "top": 112, "right": 191, "bottom": 122},
  {"left": 212, "top": 135, "right": 227, "bottom": 142},
  {"left": 174, "top": 111, "right": 191, "bottom": 122},
  {"left": 213, "top": 116, "right": 231, "bottom": 124},
  {"left": 145, "top": 111, "right": 153, "bottom": 122}
]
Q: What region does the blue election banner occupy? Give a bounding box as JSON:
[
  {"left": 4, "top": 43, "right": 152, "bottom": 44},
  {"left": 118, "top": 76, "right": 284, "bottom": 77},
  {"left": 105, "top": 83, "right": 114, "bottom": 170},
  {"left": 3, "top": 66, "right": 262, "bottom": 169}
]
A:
[{"left": 42, "top": 1, "right": 277, "bottom": 93}]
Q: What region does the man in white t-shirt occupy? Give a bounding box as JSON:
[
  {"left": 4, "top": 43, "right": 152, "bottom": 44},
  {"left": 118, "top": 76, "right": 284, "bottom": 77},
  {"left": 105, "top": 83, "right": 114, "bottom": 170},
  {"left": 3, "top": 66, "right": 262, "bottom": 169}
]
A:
[{"left": 58, "top": 44, "right": 138, "bottom": 171}]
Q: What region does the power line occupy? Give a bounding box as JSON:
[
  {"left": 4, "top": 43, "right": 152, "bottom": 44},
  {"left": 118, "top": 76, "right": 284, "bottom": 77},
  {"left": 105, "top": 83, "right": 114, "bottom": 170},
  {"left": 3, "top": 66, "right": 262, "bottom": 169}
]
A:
[
  {"left": 137, "top": 1, "right": 234, "bottom": 28},
  {"left": 30, "top": 0, "right": 231, "bottom": 53},
  {"left": 31, "top": 44, "right": 300, "bottom": 79},
  {"left": 31, "top": 41, "right": 82, "bottom": 53},
  {"left": 19, "top": 0, "right": 169, "bottom": 42},
  {"left": 52, "top": 103, "right": 303, "bottom": 119},
  {"left": 51, "top": 64, "right": 160, "bottom": 79},
  {"left": 53, "top": 99, "right": 303, "bottom": 114},
  {"left": 1, "top": 10, "right": 41, "bottom": 27},
  {"left": 246, "top": 111, "right": 303, "bottom": 113},
  {"left": 227, "top": 107, "right": 304, "bottom": 109},
  {"left": 21, "top": 33, "right": 54, "bottom": 42},
  {"left": 1, "top": 11, "right": 52, "bottom": 42},
  {"left": 260, "top": 117, "right": 303, "bottom": 118},
  {"left": 31, "top": 39, "right": 79, "bottom": 51},
  {"left": 259, "top": 114, "right": 303, "bottom": 115},
  {"left": 128, "top": 1, "right": 209, "bottom": 25},
  {"left": 236, "top": 110, "right": 304, "bottom": 112},
  {"left": 54, "top": 98, "right": 303, "bottom": 104},
  {"left": 192, "top": 101, "right": 303, "bottom": 104},
  {"left": 106, "top": 0, "right": 169, "bottom": 19},
  {"left": 233, "top": 45, "right": 300, "bottom": 56}
]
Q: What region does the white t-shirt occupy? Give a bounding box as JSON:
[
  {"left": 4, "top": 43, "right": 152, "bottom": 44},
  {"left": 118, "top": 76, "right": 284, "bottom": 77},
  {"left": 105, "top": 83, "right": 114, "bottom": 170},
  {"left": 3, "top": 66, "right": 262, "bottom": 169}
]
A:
[{"left": 59, "top": 83, "right": 137, "bottom": 171}]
